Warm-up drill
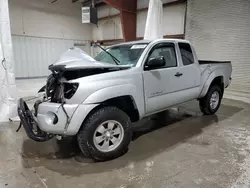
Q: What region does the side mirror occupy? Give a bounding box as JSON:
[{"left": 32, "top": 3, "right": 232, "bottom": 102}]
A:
[{"left": 145, "top": 56, "right": 166, "bottom": 70}]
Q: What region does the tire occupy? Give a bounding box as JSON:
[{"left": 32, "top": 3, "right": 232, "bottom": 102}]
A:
[
  {"left": 199, "top": 85, "right": 222, "bottom": 115},
  {"left": 77, "top": 106, "right": 132, "bottom": 161}
]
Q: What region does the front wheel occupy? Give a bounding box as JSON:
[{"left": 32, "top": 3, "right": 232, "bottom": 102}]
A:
[
  {"left": 77, "top": 106, "right": 132, "bottom": 161},
  {"left": 199, "top": 85, "right": 222, "bottom": 115}
]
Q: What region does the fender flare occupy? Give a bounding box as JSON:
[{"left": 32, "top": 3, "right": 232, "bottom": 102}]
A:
[
  {"left": 199, "top": 69, "right": 225, "bottom": 98},
  {"left": 83, "top": 84, "right": 144, "bottom": 117}
]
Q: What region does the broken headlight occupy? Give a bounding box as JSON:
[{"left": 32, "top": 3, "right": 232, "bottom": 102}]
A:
[{"left": 64, "top": 83, "right": 79, "bottom": 99}]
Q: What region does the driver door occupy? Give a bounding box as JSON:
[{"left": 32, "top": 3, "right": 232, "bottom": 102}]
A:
[{"left": 143, "top": 43, "right": 188, "bottom": 115}]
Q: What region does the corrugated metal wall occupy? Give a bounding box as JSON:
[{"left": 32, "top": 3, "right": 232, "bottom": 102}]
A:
[
  {"left": 12, "top": 35, "right": 90, "bottom": 78},
  {"left": 186, "top": 0, "right": 250, "bottom": 94}
]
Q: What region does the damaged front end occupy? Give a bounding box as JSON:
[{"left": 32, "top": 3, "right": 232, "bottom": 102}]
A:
[
  {"left": 17, "top": 67, "right": 77, "bottom": 142},
  {"left": 45, "top": 65, "right": 79, "bottom": 103},
  {"left": 17, "top": 47, "right": 132, "bottom": 142}
]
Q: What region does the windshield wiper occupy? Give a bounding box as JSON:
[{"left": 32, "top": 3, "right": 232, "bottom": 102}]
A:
[{"left": 94, "top": 43, "right": 120, "bottom": 65}]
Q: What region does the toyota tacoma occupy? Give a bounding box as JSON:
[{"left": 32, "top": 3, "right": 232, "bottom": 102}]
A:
[{"left": 17, "top": 39, "right": 232, "bottom": 161}]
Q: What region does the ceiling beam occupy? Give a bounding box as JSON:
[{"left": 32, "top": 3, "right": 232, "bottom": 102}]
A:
[
  {"left": 103, "top": 0, "right": 136, "bottom": 13},
  {"left": 103, "top": 0, "right": 137, "bottom": 42},
  {"left": 120, "top": 10, "right": 136, "bottom": 42}
]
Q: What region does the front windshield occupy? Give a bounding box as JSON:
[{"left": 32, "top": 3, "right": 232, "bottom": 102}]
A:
[{"left": 94, "top": 43, "right": 148, "bottom": 66}]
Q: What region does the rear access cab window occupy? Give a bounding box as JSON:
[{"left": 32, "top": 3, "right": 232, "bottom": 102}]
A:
[{"left": 178, "top": 43, "right": 194, "bottom": 66}]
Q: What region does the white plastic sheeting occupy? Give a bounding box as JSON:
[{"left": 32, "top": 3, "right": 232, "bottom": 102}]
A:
[
  {"left": 0, "top": 0, "right": 17, "bottom": 122},
  {"left": 144, "top": 0, "right": 164, "bottom": 40}
]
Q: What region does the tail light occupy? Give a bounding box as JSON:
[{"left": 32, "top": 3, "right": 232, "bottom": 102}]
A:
[{"left": 64, "top": 83, "right": 79, "bottom": 99}]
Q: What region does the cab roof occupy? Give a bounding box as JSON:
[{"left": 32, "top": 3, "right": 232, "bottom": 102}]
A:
[{"left": 109, "top": 39, "right": 190, "bottom": 48}]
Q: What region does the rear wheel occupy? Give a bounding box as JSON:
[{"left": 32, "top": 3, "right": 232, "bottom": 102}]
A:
[
  {"left": 77, "top": 106, "right": 132, "bottom": 161},
  {"left": 199, "top": 85, "right": 222, "bottom": 115}
]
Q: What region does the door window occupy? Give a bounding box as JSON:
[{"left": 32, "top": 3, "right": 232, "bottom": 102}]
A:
[
  {"left": 147, "top": 44, "right": 177, "bottom": 68},
  {"left": 178, "top": 43, "right": 194, "bottom": 66}
]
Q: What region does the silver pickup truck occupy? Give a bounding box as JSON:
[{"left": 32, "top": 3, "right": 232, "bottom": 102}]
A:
[{"left": 18, "top": 39, "right": 232, "bottom": 161}]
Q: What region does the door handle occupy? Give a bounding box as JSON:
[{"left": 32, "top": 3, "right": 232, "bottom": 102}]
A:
[{"left": 175, "top": 72, "right": 183, "bottom": 77}]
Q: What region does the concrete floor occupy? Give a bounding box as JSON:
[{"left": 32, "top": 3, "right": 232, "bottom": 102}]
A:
[
  {"left": 1, "top": 96, "right": 250, "bottom": 188},
  {"left": 16, "top": 78, "right": 46, "bottom": 99}
]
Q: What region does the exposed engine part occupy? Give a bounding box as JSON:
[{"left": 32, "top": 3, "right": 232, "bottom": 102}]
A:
[
  {"left": 64, "top": 82, "right": 79, "bottom": 99},
  {"left": 45, "top": 67, "right": 122, "bottom": 103},
  {"left": 45, "top": 73, "right": 65, "bottom": 103}
]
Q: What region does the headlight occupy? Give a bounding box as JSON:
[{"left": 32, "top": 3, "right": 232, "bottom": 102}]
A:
[{"left": 64, "top": 83, "right": 79, "bottom": 99}]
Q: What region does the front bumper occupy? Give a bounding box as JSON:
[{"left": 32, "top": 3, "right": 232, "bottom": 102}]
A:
[
  {"left": 36, "top": 101, "right": 78, "bottom": 134},
  {"left": 17, "top": 98, "right": 52, "bottom": 142},
  {"left": 17, "top": 98, "right": 98, "bottom": 141}
]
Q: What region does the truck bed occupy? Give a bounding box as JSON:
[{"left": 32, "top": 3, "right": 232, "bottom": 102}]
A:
[{"left": 199, "top": 60, "right": 231, "bottom": 65}]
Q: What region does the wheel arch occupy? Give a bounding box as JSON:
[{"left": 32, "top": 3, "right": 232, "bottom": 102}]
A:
[
  {"left": 199, "top": 74, "right": 224, "bottom": 98},
  {"left": 101, "top": 95, "right": 140, "bottom": 122},
  {"left": 210, "top": 76, "right": 224, "bottom": 95},
  {"left": 83, "top": 84, "right": 144, "bottom": 118},
  {"left": 81, "top": 95, "right": 140, "bottom": 127}
]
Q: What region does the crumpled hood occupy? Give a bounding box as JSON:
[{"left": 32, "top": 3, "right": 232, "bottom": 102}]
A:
[{"left": 50, "top": 47, "right": 131, "bottom": 71}]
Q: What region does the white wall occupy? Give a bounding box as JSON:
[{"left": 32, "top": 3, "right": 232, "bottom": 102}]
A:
[
  {"left": 97, "top": 6, "right": 119, "bottom": 19},
  {"left": 13, "top": 35, "right": 90, "bottom": 78},
  {"left": 92, "top": 16, "right": 122, "bottom": 41},
  {"left": 95, "top": 0, "right": 179, "bottom": 19},
  {"left": 9, "top": 0, "right": 92, "bottom": 40},
  {"left": 93, "top": 2, "right": 185, "bottom": 41},
  {"left": 8, "top": 0, "right": 93, "bottom": 78}
]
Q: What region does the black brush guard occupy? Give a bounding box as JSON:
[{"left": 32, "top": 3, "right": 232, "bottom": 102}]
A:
[{"left": 17, "top": 98, "right": 53, "bottom": 142}]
